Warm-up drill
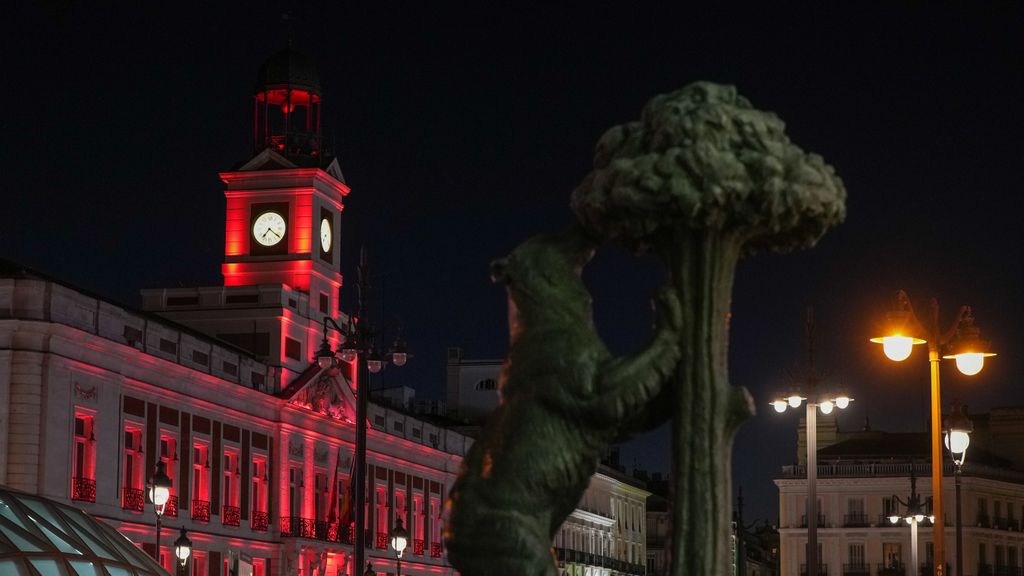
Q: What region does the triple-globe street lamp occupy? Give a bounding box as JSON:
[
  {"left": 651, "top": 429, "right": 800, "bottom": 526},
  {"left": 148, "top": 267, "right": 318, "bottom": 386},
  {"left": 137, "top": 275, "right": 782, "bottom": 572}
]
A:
[
  {"left": 871, "top": 290, "right": 995, "bottom": 576},
  {"left": 314, "top": 247, "right": 408, "bottom": 576},
  {"left": 944, "top": 402, "right": 973, "bottom": 576},
  {"left": 888, "top": 467, "right": 934, "bottom": 576},
  {"left": 771, "top": 311, "right": 853, "bottom": 576}
]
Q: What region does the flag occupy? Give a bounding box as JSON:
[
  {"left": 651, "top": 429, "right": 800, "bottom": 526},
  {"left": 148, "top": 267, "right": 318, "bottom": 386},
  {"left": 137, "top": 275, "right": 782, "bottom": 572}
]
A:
[
  {"left": 327, "top": 448, "right": 341, "bottom": 525},
  {"left": 338, "top": 451, "right": 357, "bottom": 531}
]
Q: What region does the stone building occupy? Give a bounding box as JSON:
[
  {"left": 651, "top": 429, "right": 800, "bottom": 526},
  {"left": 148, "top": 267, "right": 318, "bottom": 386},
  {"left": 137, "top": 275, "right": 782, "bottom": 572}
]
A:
[{"left": 775, "top": 410, "right": 1024, "bottom": 576}]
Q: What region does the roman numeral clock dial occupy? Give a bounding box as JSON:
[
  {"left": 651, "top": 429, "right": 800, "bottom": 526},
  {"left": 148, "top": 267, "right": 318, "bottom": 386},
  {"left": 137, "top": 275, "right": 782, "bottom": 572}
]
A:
[{"left": 252, "top": 211, "right": 286, "bottom": 246}]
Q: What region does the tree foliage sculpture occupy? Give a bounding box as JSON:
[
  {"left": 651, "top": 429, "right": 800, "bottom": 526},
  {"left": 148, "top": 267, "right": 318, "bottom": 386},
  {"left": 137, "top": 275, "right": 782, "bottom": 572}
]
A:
[{"left": 571, "top": 82, "right": 847, "bottom": 575}]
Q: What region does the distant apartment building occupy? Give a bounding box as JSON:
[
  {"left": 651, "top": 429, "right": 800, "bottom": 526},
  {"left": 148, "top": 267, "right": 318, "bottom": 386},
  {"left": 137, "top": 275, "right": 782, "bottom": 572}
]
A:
[{"left": 775, "top": 409, "right": 1024, "bottom": 576}]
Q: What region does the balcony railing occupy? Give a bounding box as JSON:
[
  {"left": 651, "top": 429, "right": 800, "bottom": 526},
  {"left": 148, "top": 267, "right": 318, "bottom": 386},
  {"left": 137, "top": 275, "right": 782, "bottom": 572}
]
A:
[
  {"left": 431, "top": 542, "right": 443, "bottom": 558},
  {"left": 553, "top": 548, "right": 646, "bottom": 576},
  {"left": 278, "top": 517, "right": 353, "bottom": 544},
  {"left": 978, "top": 514, "right": 992, "bottom": 528},
  {"left": 164, "top": 495, "right": 178, "bottom": 518},
  {"left": 920, "top": 563, "right": 951, "bottom": 576},
  {"left": 842, "top": 563, "right": 870, "bottom": 576},
  {"left": 251, "top": 510, "right": 269, "bottom": 532},
  {"left": 223, "top": 505, "right": 240, "bottom": 527},
  {"left": 376, "top": 532, "right": 389, "bottom": 549},
  {"left": 281, "top": 517, "right": 316, "bottom": 539},
  {"left": 801, "top": 514, "right": 826, "bottom": 528},
  {"left": 413, "top": 539, "right": 424, "bottom": 555},
  {"left": 878, "top": 562, "right": 904, "bottom": 576},
  {"left": 72, "top": 477, "right": 96, "bottom": 503},
  {"left": 782, "top": 460, "right": 1024, "bottom": 483},
  {"left": 122, "top": 487, "right": 145, "bottom": 512},
  {"left": 192, "top": 499, "right": 210, "bottom": 523},
  {"left": 992, "top": 517, "right": 1020, "bottom": 531},
  {"left": 844, "top": 513, "right": 869, "bottom": 527},
  {"left": 800, "top": 563, "right": 828, "bottom": 576},
  {"left": 978, "top": 564, "right": 993, "bottom": 576}
]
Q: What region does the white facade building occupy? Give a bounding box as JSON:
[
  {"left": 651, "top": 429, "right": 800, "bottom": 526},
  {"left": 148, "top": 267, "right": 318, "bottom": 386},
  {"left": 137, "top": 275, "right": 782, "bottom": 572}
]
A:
[{"left": 775, "top": 412, "right": 1024, "bottom": 576}]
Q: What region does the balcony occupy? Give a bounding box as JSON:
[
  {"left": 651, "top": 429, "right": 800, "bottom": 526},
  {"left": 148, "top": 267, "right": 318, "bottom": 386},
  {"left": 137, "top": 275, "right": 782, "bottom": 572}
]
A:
[
  {"left": 281, "top": 517, "right": 317, "bottom": 539},
  {"left": 279, "top": 517, "right": 352, "bottom": 544},
  {"left": 223, "top": 505, "right": 240, "bottom": 527},
  {"left": 413, "top": 539, "right": 424, "bottom": 556},
  {"left": 376, "top": 531, "right": 389, "bottom": 549},
  {"left": 800, "top": 564, "right": 828, "bottom": 576},
  {"left": 842, "top": 563, "right": 869, "bottom": 576},
  {"left": 431, "top": 542, "right": 443, "bottom": 558},
  {"left": 192, "top": 499, "right": 210, "bottom": 523},
  {"left": 920, "top": 563, "right": 951, "bottom": 576},
  {"left": 553, "top": 548, "right": 647, "bottom": 576},
  {"left": 251, "top": 510, "right": 269, "bottom": 532},
  {"left": 878, "top": 562, "right": 904, "bottom": 576},
  {"left": 844, "top": 513, "right": 869, "bottom": 527},
  {"left": 121, "top": 487, "right": 144, "bottom": 512},
  {"left": 978, "top": 514, "right": 992, "bottom": 528},
  {"left": 800, "top": 514, "right": 826, "bottom": 528},
  {"left": 164, "top": 495, "right": 178, "bottom": 518},
  {"left": 71, "top": 477, "right": 96, "bottom": 503}
]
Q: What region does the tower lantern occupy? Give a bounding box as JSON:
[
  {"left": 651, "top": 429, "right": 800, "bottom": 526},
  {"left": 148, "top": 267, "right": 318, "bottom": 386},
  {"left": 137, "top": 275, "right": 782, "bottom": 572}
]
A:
[{"left": 253, "top": 48, "right": 323, "bottom": 161}]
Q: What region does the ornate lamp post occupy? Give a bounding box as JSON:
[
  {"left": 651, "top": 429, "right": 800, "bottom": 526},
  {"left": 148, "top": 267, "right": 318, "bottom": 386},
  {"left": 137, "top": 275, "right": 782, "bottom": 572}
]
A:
[
  {"left": 944, "top": 401, "right": 972, "bottom": 576},
  {"left": 871, "top": 290, "right": 994, "bottom": 576},
  {"left": 771, "top": 309, "right": 853, "bottom": 576},
  {"left": 390, "top": 516, "right": 409, "bottom": 576},
  {"left": 173, "top": 527, "right": 192, "bottom": 576},
  {"left": 147, "top": 461, "right": 172, "bottom": 563},
  {"left": 314, "top": 247, "right": 408, "bottom": 576},
  {"left": 889, "top": 466, "right": 934, "bottom": 576}
]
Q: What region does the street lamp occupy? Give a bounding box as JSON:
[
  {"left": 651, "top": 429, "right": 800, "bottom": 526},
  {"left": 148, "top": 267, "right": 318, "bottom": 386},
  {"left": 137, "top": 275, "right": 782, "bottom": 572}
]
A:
[
  {"left": 771, "top": 309, "right": 853, "bottom": 576},
  {"left": 390, "top": 516, "right": 409, "bottom": 576},
  {"left": 147, "top": 461, "right": 172, "bottom": 563},
  {"left": 313, "top": 247, "right": 408, "bottom": 576},
  {"left": 944, "top": 401, "right": 972, "bottom": 576},
  {"left": 871, "top": 290, "right": 995, "bottom": 576},
  {"left": 889, "top": 466, "right": 934, "bottom": 576},
  {"left": 173, "top": 527, "right": 192, "bottom": 575}
]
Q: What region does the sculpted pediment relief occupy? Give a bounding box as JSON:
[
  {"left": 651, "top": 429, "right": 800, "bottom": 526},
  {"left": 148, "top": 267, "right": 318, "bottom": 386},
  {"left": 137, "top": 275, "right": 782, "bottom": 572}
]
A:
[{"left": 280, "top": 365, "right": 356, "bottom": 424}]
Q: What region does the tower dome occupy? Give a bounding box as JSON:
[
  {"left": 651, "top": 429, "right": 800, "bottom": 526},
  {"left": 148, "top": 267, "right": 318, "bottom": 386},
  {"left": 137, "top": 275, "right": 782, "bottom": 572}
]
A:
[
  {"left": 252, "top": 48, "right": 325, "bottom": 162},
  {"left": 255, "top": 48, "right": 321, "bottom": 93}
]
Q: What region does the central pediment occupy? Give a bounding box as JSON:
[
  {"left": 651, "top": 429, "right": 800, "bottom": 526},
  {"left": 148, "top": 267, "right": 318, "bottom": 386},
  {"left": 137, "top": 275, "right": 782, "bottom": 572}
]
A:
[{"left": 279, "top": 364, "right": 356, "bottom": 423}]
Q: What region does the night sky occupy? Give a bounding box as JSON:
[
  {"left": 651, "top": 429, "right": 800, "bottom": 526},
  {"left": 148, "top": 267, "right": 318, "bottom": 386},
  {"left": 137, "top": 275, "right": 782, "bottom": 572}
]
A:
[{"left": 4, "top": 3, "right": 1022, "bottom": 523}]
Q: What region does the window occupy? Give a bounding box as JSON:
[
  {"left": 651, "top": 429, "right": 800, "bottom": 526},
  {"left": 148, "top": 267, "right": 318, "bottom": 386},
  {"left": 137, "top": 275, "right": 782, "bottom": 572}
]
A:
[
  {"left": 376, "top": 486, "right": 388, "bottom": 545},
  {"left": 475, "top": 378, "right": 497, "bottom": 390},
  {"left": 159, "top": 338, "right": 178, "bottom": 355},
  {"left": 289, "top": 467, "right": 303, "bottom": 518},
  {"left": 413, "top": 494, "right": 424, "bottom": 551},
  {"left": 430, "top": 497, "right": 441, "bottom": 544},
  {"left": 394, "top": 421, "right": 404, "bottom": 433},
  {"left": 980, "top": 543, "right": 988, "bottom": 565},
  {"left": 1009, "top": 546, "right": 1018, "bottom": 568},
  {"left": 223, "top": 361, "right": 238, "bottom": 376},
  {"left": 192, "top": 442, "right": 210, "bottom": 522},
  {"left": 849, "top": 544, "right": 865, "bottom": 566},
  {"left": 123, "top": 426, "right": 142, "bottom": 490},
  {"left": 192, "top": 350, "right": 209, "bottom": 366},
  {"left": 123, "top": 325, "right": 143, "bottom": 344},
  {"left": 314, "top": 471, "right": 328, "bottom": 521},
  {"left": 320, "top": 293, "right": 329, "bottom": 313},
  {"left": 223, "top": 451, "right": 239, "bottom": 509},
  {"left": 159, "top": 434, "right": 177, "bottom": 515},
  {"left": 882, "top": 543, "right": 901, "bottom": 569},
  {"left": 72, "top": 412, "right": 96, "bottom": 502},
  {"left": 285, "top": 337, "right": 302, "bottom": 361},
  {"left": 251, "top": 458, "right": 267, "bottom": 514},
  {"left": 997, "top": 546, "right": 1006, "bottom": 568}
]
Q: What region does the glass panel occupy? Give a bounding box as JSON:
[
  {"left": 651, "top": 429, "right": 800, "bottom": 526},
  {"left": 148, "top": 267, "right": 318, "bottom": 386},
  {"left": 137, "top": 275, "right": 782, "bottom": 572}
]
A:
[
  {"left": 32, "top": 516, "right": 83, "bottom": 554},
  {"left": 65, "top": 522, "right": 118, "bottom": 560},
  {"left": 0, "top": 497, "right": 29, "bottom": 530},
  {"left": 23, "top": 499, "right": 63, "bottom": 529},
  {"left": 29, "top": 559, "right": 64, "bottom": 576},
  {"left": 105, "top": 566, "right": 132, "bottom": 576},
  {"left": 0, "top": 525, "right": 43, "bottom": 552},
  {"left": 69, "top": 561, "right": 102, "bottom": 576},
  {"left": 0, "top": 559, "right": 30, "bottom": 576}
]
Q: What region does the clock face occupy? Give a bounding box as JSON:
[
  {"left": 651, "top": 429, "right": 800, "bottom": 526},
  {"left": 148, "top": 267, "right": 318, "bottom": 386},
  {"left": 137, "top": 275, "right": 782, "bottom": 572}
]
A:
[
  {"left": 252, "top": 211, "right": 286, "bottom": 246},
  {"left": 320, "top": 217, "right": 332, "bottom": 252}
]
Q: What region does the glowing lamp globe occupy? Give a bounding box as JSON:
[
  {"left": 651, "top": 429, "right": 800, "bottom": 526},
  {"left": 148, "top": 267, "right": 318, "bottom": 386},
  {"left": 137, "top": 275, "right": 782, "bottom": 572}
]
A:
[
  {"left": 954, "top": 353, "right": 985, "bottom": 376},
  {"left": 871, "top": 335, "right": 924, "bottom": 362},
  {"left": 787, "top": 395, "right": 803, "bottom": 409},
  {"left": 913, "top": 514, "right": 924, "bottom": 524},
  {"left": 888, "top": 515, "right": 900, "bottom": 525},
  {"left": 945, "top": 430, "right": 971, "bottom": 456},
  {"left": 819, "top": 400, "right": 834, "bottom": 415},
  {"left": 772, "top": 400, "right": 787, "bottom": 413},
  {"left": 835, "top": 396, "right": 851, "bottom": 410}
]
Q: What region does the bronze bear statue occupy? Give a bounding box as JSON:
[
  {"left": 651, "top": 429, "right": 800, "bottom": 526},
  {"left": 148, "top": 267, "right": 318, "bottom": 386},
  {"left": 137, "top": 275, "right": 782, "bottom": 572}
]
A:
[{"left": 444, "top": 223, "right": 683, "bottom": 576}]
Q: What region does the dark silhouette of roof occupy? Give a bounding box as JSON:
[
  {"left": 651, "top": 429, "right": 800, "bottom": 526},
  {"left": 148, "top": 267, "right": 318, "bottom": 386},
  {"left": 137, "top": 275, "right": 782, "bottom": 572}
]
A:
[
  {"left": 255, "top": 48, "right": 321, "bottom": 93},
  {"left": 819, "top": 431, "right": 1011, "bottom": 468}
]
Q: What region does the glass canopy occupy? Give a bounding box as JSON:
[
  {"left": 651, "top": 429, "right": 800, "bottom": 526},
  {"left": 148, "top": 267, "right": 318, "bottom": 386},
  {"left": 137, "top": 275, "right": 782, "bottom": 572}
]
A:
[{"left": 0, "top": 486, "right": 169, "bottom": 576}]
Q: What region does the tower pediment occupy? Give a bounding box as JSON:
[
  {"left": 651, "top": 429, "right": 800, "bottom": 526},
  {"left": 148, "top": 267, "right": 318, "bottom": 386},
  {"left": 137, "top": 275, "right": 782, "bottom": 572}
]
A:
[{"left": 237, "top": 148, "right": 298, "bottom": 172}]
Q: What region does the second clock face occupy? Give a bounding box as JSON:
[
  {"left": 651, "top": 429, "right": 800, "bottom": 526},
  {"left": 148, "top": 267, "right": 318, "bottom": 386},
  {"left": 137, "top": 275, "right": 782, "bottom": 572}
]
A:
[
  {"left": 320, "top": 218, "right": 332, "bottom": 252},
  {"left": 253, "top": 211, "right": 287, "bottom": 246}
]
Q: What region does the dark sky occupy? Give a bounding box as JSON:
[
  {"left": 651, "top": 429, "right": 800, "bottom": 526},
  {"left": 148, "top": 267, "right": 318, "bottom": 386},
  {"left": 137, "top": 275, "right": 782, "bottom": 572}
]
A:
[{"left": 4, "top": 3, "right": 1022, "bottom": 523}]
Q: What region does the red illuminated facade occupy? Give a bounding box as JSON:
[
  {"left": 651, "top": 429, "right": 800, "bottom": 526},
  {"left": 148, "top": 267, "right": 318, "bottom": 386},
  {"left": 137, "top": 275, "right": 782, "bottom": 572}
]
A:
[{"left": 0, "top": 48, "right": 468, "bottom": 576}]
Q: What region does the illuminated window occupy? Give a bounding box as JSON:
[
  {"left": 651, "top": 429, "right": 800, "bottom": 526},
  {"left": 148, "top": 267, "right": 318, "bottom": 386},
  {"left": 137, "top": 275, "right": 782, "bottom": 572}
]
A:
[
  {"left": 223, "top": 451, "right": 240, "bottom": 508},
  {"left": 314, "top": 471, "right": 328, "bottom": 521},
  {"left": 123, "top": 426, "right": 143, "bottom": 490},
  {"left": 192, "top": 442, "right": 210, "bottom": 523},
  {"left": 71, "top": 412, "right": 96, "bottom": 502},
  {"left": 251, "top": 458, "right": 267, "bottom": 514},
  {"left": 289, "top": 467, "right": 303, "bottom": 518}
]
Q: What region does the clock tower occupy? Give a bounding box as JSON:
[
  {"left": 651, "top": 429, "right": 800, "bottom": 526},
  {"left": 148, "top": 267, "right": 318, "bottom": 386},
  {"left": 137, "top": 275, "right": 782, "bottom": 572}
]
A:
[
  {"left": 219, "top": 48, "right": 348, "bottom": 312},
  {"left": 142, "top": 48, "right": 351, "bottom": 378}
]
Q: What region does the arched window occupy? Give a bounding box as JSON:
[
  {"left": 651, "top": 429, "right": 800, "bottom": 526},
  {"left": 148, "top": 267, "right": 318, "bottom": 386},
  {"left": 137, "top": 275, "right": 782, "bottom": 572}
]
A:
[{"left": 475, "top": 378, "right": 497, "bottom": 391}]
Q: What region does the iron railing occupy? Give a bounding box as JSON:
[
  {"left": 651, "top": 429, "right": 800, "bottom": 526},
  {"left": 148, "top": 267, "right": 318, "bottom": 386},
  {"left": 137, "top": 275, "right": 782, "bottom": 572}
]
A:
[
  {"left": 122, "top": 487, "right": 144, "bottom": 512},
  {"left": 251, "top": 510, "right": 269, "bottom": 532},
  {"left": 842, "top": 563, "right": 869, "bottom": 576},
  {"left": 192, "top": 499, "right": 210, "bottom": 523},
  {"left": 376, "top": 532, "right": 389, "bottom": 549},
  {"left": 413, "top": 539, "right": 424, "bottom": 555},
  {"left": 223, "top": 505, "right": 240, "bottom": 527},
  {"left": 72, "top": 477, "right": 96, "bottom": 503},
  {"left": 878, "top": 563, "right": 904, "bottom": 576},
  {"left": 800, "top": 563, "right": 828, "bottom": 576},
  {"left": 554, "top": 548, "right": 645, "bottom": 576},
  {"left": 431, "top": 542, "right": 443, "bottom": 558},
  {"left": 164, "top": 495, "right": 178, "bottom": 518}
]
